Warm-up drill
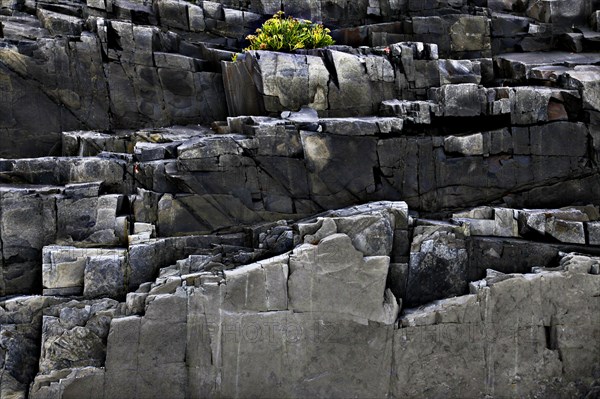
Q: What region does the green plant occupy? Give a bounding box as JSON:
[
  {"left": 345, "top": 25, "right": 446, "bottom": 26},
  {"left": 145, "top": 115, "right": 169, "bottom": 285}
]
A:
[{"left": 244, "top": 11, "right": 334, "bottom": 52}]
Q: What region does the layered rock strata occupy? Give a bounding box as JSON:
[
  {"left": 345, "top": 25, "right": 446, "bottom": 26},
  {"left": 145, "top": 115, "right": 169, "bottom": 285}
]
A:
[
  {"left": 1, "top": 202, "right": 598, "bottom": 399},
  {"left": 1, "top": 0, "right": 599, "bottom": 398}
]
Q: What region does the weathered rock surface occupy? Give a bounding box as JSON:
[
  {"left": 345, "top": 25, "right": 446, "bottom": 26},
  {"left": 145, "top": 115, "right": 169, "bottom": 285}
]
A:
[
  {"left": 1, "top": 198, "right": 599, "bottom": 398},
  {"left": 0, "top": 296, "right": 66, "bottom": 399},
  {"left": 1, "top": 0, "right": 599, "bottom": 397},
  {"left": 396, "top": 262, "right": 600, "bottom": 399},
  {"left": 21, "top": 213, "right": 600, "bottom": 399},
  {"left": 48, "top": 114, "right": 599, "bottom": 234}
]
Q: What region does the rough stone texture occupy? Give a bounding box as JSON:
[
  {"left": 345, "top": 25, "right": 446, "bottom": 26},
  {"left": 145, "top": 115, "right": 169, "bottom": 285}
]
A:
[
  {"left": 83, "top": 256, "right": 127, "bottom": 299},
  {"left": 24, "top": 219, "right": 600, "bottom": 399},
  {"left": 0, "top": 181, "right": 129, "bottom": 297},
  {"left": 395, "top": 262, "right": 600, "bottom": 399},
  {"left": 1, "top": 111, "right": 598, "bottom": 296},
  {"left": 0, "top": 296, "right": 66, "bottom": 399},
  {"left": 0, "top": 19, "right": 227, "bottom": 158},
  {"left": 406, "top": 224, "right": 469, "bottom": 306},
  {"left": 289, "top": 233, "right": 398, "bottom": 324},
  {"left": 43, "top": 247, "right": 127, "bottom": 297},
  {"left": 1, "top": 198, "right": 599, "bottom": 398},
  {"left": 1, "top": 0, "right": 600, "bottom": 397}
]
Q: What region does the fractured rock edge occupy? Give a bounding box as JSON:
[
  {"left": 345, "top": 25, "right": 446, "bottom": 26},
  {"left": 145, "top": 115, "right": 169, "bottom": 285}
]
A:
[
  {"left": 19, "top": 244, "right": 600, "bottom": 399},
  {"left": 1, "top": 201, "right": 599, "bottom": 399}
]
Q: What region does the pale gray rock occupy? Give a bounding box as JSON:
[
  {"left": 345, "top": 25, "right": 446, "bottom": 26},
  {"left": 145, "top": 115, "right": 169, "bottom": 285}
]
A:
[
  {"left": 217, "top": 311, "right": 395, "bottom": 399},
  {"left": 223, "top": 254, "right": 289, "bottom": 312},
  {"left": 394, "top": 263, "right": 600, "bottom": 399},
  {"left": 493, "top": 207, "right": 520, "bottom": 237},
  {"left": 29, "top": 367, "right": 106, "bottom": 399},
  {"left": 546, "top": 217, "right": 586, "bottom": 244},
  {"left": 319, "top": 117, "right": 403, "bottom": 136},
  {"left": 559, "top": 253, "right": 600, "bottom": 274},
  {"left": 589, "top": 221, "right": 600, "bottom": 245},
  {"left": 254, "top": 51, "right": 326, "bottom": 113},
  {"left": 518, "top": 209, "right": 548, "bottom": 236},
  {"left": 453, "top": 206, "right": 495, "bottom": 220},
  {"left": 125, "top": 292, "right": 147, "bottom": 315},
  {"left": 42, "top": 247, "right": 127, "bottom": 296},
  {"left": 517, "top": 206, "right": 596, "bottom": 241},
  {"left": 444, "top": 133, "right": 484, "bottom": 156},
  {"left": 561, "top": 66, "right": 600, "bottom": 112},
  {"left": 2, "top": 0, "right": 600, "bottom": 397},
  {"left": 281, "top": 106, "right": 319, "bottom": 123},
  {"left": 27, "top": 243, "right": 600, "bottom": 399},
  {"left": 298, "top": 212, "right": 396, "bottom": 256},
  {"left": 224, "top": 49, "right": 399, "bottom": 117},
  {"left": 289, "top": 233, "right": 398, "bottom": 324},
  {"left": 300, "top": 217, "right": 338, "bottom": 245},
  {"left": 332, "top": 213, "right": 394, "bottom": 256},
  {"left": 38, "top": 299, "right": 122, "bottom": 375}
]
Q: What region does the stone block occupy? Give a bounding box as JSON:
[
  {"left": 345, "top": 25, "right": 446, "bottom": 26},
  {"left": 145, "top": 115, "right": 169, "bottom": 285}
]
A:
[
  {"left": 588, "top": 222, "right": 600, "bottom": 245},
  {"left": 493, "top": 208, "right": 519, "bottom": 237},
  {"left": 42, "top": 247, "right": 127, "bottom": 295},
  {"left": 83, "top": 256, "right": 127, "bottom": 299},
  {"left": 439, "top": 59, "right": 482, "bottom": 85},
  {"left": 546, "top": 218, "right": 586, "bottom": 244},
  {"left": 36, "top": 8, "right": 84, "bottom": 36},
  {"left": 289, "top": 234, "right": 397, "bottom": 324},
  {"left": 223, "top": 255, "right": 288, "bottom": 312},
  {"left": 444, "top": 133, "right": 484, "bottom": 156},
  {"left": 436, "top": 83, "right": 486, "bottom": 117},
  {"left": 156, "top": 0, "right": 189, "bottom": 30},
  {"left": 449, "top": 16, "right": 490, "bottom": 53},
  {"left": 406, "top": 226, "right": 469, "bottom": 306}
]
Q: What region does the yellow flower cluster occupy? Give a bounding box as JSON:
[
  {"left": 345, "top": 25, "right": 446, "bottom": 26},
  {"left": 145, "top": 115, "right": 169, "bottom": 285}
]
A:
[{"left": 243, "top": 11, "right": 334, "bottom": 53}]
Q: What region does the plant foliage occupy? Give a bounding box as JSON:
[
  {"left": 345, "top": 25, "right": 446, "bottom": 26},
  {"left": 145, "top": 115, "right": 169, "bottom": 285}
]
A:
[{"left": 244, "top": 11, "right": 335, "bottom": 52}]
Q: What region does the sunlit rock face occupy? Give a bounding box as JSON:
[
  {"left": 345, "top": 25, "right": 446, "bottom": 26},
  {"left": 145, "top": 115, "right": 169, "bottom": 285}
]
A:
[
  {"left": 1, "top": 0, "right": 600, "bottom": 398},
  {"left": 17, "top": 206, "right": 600, "bottom": 399}
]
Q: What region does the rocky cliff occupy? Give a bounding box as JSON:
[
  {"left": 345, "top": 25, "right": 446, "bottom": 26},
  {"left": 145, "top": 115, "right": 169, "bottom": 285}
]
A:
[{"left": 1, "top": 0, "right": 599, "bottom": 398}]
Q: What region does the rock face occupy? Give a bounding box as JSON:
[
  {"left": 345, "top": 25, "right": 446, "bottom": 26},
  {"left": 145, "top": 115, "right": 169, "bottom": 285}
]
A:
[
  {"left": 396, "top": 263, "right": 600, "bottom": 399},
  {"left": 1, "top": 0, "right": 600, "bottom": 398},
  {"left": 16, "top": 206, "right": 600, "bottom": 399}
]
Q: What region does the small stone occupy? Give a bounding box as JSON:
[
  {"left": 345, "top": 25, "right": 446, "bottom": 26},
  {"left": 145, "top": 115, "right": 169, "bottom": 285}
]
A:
[
  {"left": 83, "top": 256, "right": 126, "bottom": 299},
  {"left": 444, "top": 133, "right": 484, "bottom": 156},
  {"left": 546, "top": 218, "right": 586, "bottom": 244},
  {"left": 588, "top": 222, "right": 600, "bottom": 245}
]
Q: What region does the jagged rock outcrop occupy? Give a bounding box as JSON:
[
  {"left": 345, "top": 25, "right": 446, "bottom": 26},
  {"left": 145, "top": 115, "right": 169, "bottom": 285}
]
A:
[
  {"left": 1, "top": 0, "right": 600, "bottom": 398},
  {"left": 2, "top": 117, "right": 598, "bottom": 298},
  {"left": 1, "top": 0, "right": 599, "bottom": 157},
  {"left": 12, "top": 203, "right": 599, "bottom": 399},
  {"left": 0, "top": 296, "right": 67, "bottom": 399}
]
